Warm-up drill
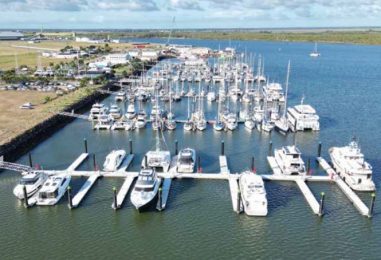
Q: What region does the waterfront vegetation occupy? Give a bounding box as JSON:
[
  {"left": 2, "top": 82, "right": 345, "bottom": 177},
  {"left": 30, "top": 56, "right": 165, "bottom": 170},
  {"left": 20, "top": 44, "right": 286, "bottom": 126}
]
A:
[
  {"left": 86, "top": 30, "right": 381, "bottom": 45},
  {"left": 0, "top": 84, "right": 102, "bottom": 145}
]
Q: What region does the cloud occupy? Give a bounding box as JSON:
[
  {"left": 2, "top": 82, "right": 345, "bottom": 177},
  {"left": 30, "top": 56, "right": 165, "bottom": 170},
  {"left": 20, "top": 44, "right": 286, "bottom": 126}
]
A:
[
  {"left": 0, "top": 0, "right": 158, "bottom": 12},
  {"left": 168, "top": 0, "right": 203, "bottom": 10}
]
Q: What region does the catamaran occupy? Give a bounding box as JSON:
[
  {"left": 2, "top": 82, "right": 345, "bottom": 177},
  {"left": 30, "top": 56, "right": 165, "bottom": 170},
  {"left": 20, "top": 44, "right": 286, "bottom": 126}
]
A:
[
  {"left": 274, "top": 145, "right": 306, "bottom": 176},
  {"left": 275, "top": 61, "right": 291, "bottom": 134}
]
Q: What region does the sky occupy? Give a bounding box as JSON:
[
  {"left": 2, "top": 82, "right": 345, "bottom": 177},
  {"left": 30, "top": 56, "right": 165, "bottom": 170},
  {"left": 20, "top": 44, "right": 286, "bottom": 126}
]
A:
[{"left": 0, "top": 0, "right": 381, "bottom": 29}]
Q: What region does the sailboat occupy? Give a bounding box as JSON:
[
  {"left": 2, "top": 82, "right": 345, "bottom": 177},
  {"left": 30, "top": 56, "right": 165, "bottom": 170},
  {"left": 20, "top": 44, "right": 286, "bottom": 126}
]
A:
[
  {"left": 214, "top": 97, "right": 224, "bottom": 131},
  {"left": 275, "top": 61, "right": 291, "bottom": 134},
  {"left": 195, "top": 82, "right": 207, "bottom": 131},
  {"left": 165, "top": 86, "right": 177, "bottom": 130},
  {"left": 184, "top": 96, "right": 194, "bottom": 131},
  {"left": 310, "top": 42, "right": 321, "bottom": 57}
]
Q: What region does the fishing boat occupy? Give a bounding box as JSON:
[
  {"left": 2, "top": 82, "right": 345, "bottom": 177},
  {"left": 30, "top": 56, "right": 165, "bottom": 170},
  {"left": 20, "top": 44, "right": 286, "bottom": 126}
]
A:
[
  {"left": 13, "top": 172, "right": 48, "bottom": 199},
  {"left": 103, "top": 150, "right": 126, "bottom": 172},
  {"left": 329, "top": 138, "right": 376, "bottom": 191},
  {"left": 274, "top": 145, "right": 306, "bottom": 176},
  {"left": 36, "top": 174, "right": 71, "bottom": 206},
  {"left": 239, "top": 171, "right": 268, "bottom": 216},
  {"left": 176, "top": 148, "right": 196, "bottom": 173},
  {"left": 130, "top": 168, "right": 162, "bottom": 211}
]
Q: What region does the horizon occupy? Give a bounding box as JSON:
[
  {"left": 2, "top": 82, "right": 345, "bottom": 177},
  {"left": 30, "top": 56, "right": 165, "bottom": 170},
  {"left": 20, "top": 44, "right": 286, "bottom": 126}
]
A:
[{"left": 1, "top": 0, "right": 381, "bottom": 29}]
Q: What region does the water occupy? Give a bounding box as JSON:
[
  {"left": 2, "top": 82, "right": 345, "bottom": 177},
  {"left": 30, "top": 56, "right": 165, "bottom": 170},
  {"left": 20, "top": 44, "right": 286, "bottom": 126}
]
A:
[{"left": 1, "top": 39, "right": 381, "bottom": 259}]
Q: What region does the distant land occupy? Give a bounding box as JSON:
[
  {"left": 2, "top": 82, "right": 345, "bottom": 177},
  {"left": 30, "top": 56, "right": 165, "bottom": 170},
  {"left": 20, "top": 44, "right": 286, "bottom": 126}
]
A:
[{"left": 2, "top": 27, "right": 381, "bottom": 45}]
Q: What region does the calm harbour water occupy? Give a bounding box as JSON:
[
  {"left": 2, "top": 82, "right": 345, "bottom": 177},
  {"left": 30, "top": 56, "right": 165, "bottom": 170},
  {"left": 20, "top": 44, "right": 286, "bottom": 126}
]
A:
[{"left": 1, "top": 38, "right": 381, "bottom": 259}]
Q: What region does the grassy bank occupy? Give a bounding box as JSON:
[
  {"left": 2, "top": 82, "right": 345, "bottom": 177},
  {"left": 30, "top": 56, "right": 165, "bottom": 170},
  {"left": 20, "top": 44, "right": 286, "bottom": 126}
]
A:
[{"left": 0, "top": 84, "right": 101, "bottom": 145}]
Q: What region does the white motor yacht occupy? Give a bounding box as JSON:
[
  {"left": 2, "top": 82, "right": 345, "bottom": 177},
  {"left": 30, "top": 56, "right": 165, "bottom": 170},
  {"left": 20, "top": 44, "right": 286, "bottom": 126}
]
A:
[
  {"left": 274, "top": 145, "right": 306, "bottom": 176},
  {"left": 36, "top": 174, "right": 71, "bottom": 206},
  {"left": 207, "top": 91, "right": 216, "bottom": 102},
  {"left": 126, "top": 103, "right": 136, "bottom": 119},
  {"left": 177, "top": 148, "right": 196, "bottom": 173},
  {"left": 103, "top": 150, "right": 126, "bottom": 172},
  {"left": 239, "top": 171, "right": 268, "bottom": 216},
  {"left": 329, "top": 139, "right": 376, "bottom": 191},
  {"left": 94, "top": 114, "right": 113, "bottom": 130},
  {"left": 196, "top": 118, "right": 207, "bottom": 131},
  {"left": 125, "top": 119, "right": 135, "bottom": 131},
  {"left": 109, "top": 105, "right": 122, "bottom": 120},
  {"left": 115, "top": 91, "right": 126, "bottom": 102},
  {"left": 13, "top": 172, "right": 48, "bottom": 199},
  {"left": 130, "top": 168, "right": 162, "bottom": 211},
  {"left": 310, "top": 42, "right": 321, "bottom": 57},
  {"left": 111, "top": 120, "right": 128, "bottom": 131},
  {"left": 135, "top": 111, "right": 147, "bottom": 129},
  {"left": 89, "top": 103, "right": 107, "bottom": 120}
]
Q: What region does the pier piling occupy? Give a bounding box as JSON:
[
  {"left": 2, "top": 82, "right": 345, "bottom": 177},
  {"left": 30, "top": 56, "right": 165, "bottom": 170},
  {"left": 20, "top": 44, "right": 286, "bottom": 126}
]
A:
[
  {"left": 307, "top": 158, "right": 311, "bottom": 175},
  {"left": 268, "top": 141, "right": 273, "bottom": 156},
  {"left": 175, "top": 140, "right": 178, "bottom": 155},
  {"left": 28, "top": 153, "right": 33, "bottom": 168},
  {"left": 113, "top": 187, "right": 117, "bottom": 210},
  {"left": 84, "top": 138, "right": 88, "bottom": 153},
  {"left": 251, "top": 156, "right": 255, "bottom": 172},
  {"left": 319, "top": 192, "right": 325, "bottom": 216},
  {"left": 93, "top": 154, "right": 96, "bottom": 170},
  {"left": 67, "top": 186, "right": 73, "bottom": 209},
  {"left": 221, "top": 140, "right": 225, "bottom": 156},
  {"left": 317, "top": 142, "right": 322, "bottom": 157},
  {"left": 144, "top": 155, "right": 147, "bottom": 168},
  {"left": 23, "top": 185, "right": 29, "bottom": 208},
  {"left": 197, "top": 156, "right": 201, "bottom": 173},
  {"left": 129, "top": 139, "right": 133, "bottom": 154},
  {"left": 368, "top": 193, "right": 376, "bottom": 218}
]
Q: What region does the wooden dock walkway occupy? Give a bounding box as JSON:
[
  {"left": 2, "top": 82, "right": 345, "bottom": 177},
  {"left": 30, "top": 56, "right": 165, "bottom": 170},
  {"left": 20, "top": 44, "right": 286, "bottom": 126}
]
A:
[
  {"left": 112, "top": 175, "right": 137, "bottom": 209},
  {"left": 71, "top": 174, "right": 100, "bottom": 208}
]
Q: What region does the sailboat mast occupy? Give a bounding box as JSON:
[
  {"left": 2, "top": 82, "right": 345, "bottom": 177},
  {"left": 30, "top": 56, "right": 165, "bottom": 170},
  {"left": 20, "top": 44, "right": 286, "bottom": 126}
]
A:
[{"left": 283, "top": 60, "right": 291, "bottom": 118}]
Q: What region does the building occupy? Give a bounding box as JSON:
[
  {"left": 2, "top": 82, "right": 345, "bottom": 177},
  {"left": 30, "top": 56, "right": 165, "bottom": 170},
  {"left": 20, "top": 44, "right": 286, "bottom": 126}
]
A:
[
  {"left": 140, "top": 50, "right": 159, "bottom": 61},
  {"left": 104, "top": 53, "right": 130, "bottom": 65},
  {"left": 0, "top": 31, "right": 24, "bottom": 40}
]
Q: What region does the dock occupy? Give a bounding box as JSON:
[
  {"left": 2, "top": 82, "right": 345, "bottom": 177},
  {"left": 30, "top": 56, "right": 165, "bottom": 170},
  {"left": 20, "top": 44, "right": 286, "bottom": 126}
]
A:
[
  {"left": 71, "top": 174, "right": 100, "bottom": 208},
  {"left": 267, "top": 156, "right": 282, "bottom": 175},
  {"left": 219, "top": 155, "right": 230, "bottom": 174},
  {"left": 317, "top": 157, "right": 370, "bottom": 216},
  {"left": 295, "top": 179, "right": 320, "bottom": 215},
  {"left": 229, "top": 176, "right": 243, "bottom": 213},
  {"left": 112, "top": 175, "right": 137, "bottom": 209},
  {"left": 157, "top": 178, "right": 172, "bottom": 211},
  {"left": 66, "top": 153, "right": 89, "bottom": 171}
]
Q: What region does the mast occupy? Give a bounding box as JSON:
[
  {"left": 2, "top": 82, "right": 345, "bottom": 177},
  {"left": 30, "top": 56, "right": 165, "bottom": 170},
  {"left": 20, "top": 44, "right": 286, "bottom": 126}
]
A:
[{"left": 283, "top": 60, "right": 291, "bottom": 118}]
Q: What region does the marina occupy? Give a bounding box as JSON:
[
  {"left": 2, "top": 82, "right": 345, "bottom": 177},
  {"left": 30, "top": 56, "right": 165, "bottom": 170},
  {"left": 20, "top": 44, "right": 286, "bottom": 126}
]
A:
[{"left": 0, "top": 38, "right": 380, "bottom": 259}]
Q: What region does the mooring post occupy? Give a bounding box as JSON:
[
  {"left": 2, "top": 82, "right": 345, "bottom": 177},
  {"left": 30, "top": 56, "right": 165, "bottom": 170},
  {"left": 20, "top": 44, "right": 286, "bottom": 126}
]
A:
[
  {"left": 318, "top": 142, "right": 322, "bottom": 157},
  {"left": 144, "top": 155, "right": 147, "bottom": 168},
  {"left": 93, "top": 154, "right": 96, "bottom": 170},
  {"left": 28, "top": 153, "right": 33, "bottom": 168},
  {"left": 319, "top": 192, "right": 325, "bottom": 216},
  {"left": 129, "top": 139, "right": 133, "bottom": 154},
  {"left": 67, "top": 186, "right": 72, "bottom": 209},
  {"left": 237, "top": 190, "right": 241, "bottom": 213},
  {"left": 23, "top": 185, "right": 29, "bottom": 208},
  {"left": 175, "top": 140, "right": 178, "bottom": 156},
  {"left": 83, "top": 138, "right": 88, "bottom": 153},
  {"left": 197, "top": 156, "right": 201, "bottom": 173},
  {"left": 307, "top": 158, "right": 311, "bottom": 175},
  {"left": 251, "top": 156, "right": 255, "bottom": 172},
  {"left": 221, "top": 140, "right": 225, "bottom": 156},
  {"left": 268, "top": 141, "right": 273, "bottom": 156},
  {"left": 158, "top": 187, "right": 162, "bottom": 210},
  {"left": 368, "top": 193, "right": 376, "bottom": 218},
  {"left": 113, "top": 187, "right": 117, "bottom": 210}
]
